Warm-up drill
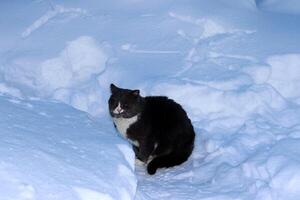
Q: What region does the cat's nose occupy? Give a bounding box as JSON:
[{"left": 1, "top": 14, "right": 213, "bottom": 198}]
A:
[
  {"left": 113, "top": 102, "right": 124, "bottom": 114},
  {"left": 116, "top": 107, "right": 122, "bottom": 113}
]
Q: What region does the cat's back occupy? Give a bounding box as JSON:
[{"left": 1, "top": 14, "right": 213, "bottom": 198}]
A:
[
  {"left": 144, "top": 96, "right": 179, "bottom": 111},
  {"left": 139, "top": 96, "right": 194, "bottom": 143},
  {"left": 142, "top": 96, "right": 189, "bottom": 123}
]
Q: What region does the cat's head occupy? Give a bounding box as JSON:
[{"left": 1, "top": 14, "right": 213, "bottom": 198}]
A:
[{"left": 108, "top": 84, "right": 143, "bottom": 118}]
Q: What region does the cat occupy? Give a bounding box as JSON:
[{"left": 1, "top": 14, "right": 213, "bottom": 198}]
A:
[{"left": 108, "top": 84, "right": 195, "bottom": 175}]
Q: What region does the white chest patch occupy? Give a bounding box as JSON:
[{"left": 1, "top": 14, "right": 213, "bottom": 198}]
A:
[{"left": 113, "top": 115, "right": 138, "bottom": 139}]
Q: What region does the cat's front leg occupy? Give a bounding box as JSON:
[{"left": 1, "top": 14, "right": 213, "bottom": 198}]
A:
[
  {"left": 132, "top": 143, "right": 150, "bottom": 163},
  {"left": 132, "top": 145, "right": 145, "bottom": 166},
  {"left": 137, "top": 140, "right": 154, "bottom": 163},
  {"left": 132, "top": 145, "right": 143, "bottom": 161}
]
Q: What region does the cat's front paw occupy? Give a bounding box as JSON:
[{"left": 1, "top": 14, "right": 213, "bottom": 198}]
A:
[
  {"left": 135, "top": 158, "right": 145, "bottom": 166},
  {"left": 137, "top": 152, "right": 149, "bottom": 163},
  {"left": 147, "top": 162, "right": 157, "bottom": 175}
]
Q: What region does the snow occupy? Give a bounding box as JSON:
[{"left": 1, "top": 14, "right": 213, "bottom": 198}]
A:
[
  {"left": 266, "top": 54, "right": 300, "bottom": 102},
  {"left": 256, "top": 0, "right": 300, "bottom": 15},
  {"left": 1, "top": 0, "right": 300, "bottom": 199},
  {"left": 0, "top": 95, "right": 136, "bottom": 200},
  {"left": 74, "top": 187, "right": 114, "bottom": 200},
  {"left": 21, "top": 5, "right": 87, "bottom": 38}
]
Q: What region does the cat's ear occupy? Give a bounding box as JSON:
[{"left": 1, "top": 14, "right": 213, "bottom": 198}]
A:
[
  {"left": 132, "top": 90, "right": 140, "bottom": 97},
  {"left": 110, "top": 84, "right": 119, "bottom": 94}
]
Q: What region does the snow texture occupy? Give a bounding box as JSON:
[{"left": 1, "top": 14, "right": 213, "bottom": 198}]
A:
[
  {"left": 0, "top": 95, "right": 136, "bottom": 200},
  {"left": 1, "top": 0, "right": 300, "bottom": 199}
]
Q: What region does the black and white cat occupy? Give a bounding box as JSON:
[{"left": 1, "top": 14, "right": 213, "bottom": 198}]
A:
[{"left": 108, "top": 84, "right": 195, "bottom": 175}]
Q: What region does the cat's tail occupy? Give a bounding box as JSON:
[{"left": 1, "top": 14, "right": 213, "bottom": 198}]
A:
[{"left": 147, "top": 148, "right": 192, "bottom": 175}]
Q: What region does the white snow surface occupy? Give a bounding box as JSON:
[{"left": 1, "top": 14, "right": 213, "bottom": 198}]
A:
[
  {"left": 1, "top": 0, "right": 300, "bottom": 199},
  {"left": 0, "top": 95, "right": 136, "bottom": 200}
]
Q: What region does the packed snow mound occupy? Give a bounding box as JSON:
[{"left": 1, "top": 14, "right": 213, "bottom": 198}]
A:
[
  {"left": 0, "top": 94, "right": 136, "bottom": 200},
  {"left": 38, "top": 36, "right": 107, "bottom": 92},
  {"left": 150, "top": 82, "right": 286, "bottom": 122},
  {"left": 1, "top": 36, "right": 108, "bottom": 116}
]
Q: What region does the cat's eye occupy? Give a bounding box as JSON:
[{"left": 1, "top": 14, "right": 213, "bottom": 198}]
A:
[{"left": 122, "top": 103, "right": 129, "bottom": 109}]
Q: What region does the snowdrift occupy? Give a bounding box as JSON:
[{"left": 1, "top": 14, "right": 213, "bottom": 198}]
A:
[{"left": 0, "top": 95, "right": 136, "bottom": 200}]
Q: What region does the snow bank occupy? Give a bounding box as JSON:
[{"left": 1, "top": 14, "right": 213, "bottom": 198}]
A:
[
  {"left": 0, "top": 94, "right": 136, "bottom": 200},
  {"left": 38, "top": 36, "right": 106, "bottom": 92},
  {"left": 38, "top": 36, "right": 108, "bottom": 114},
  {"left": 1, "top": 36, "right": 108, "bottom": 115},
  {"left": 150, "top": 81, "right": 286, "bottom": 123}
]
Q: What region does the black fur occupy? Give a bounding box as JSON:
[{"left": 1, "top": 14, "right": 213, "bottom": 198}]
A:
[{"left": 109, "top": 84, "right": 195, "bottom": 175}]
